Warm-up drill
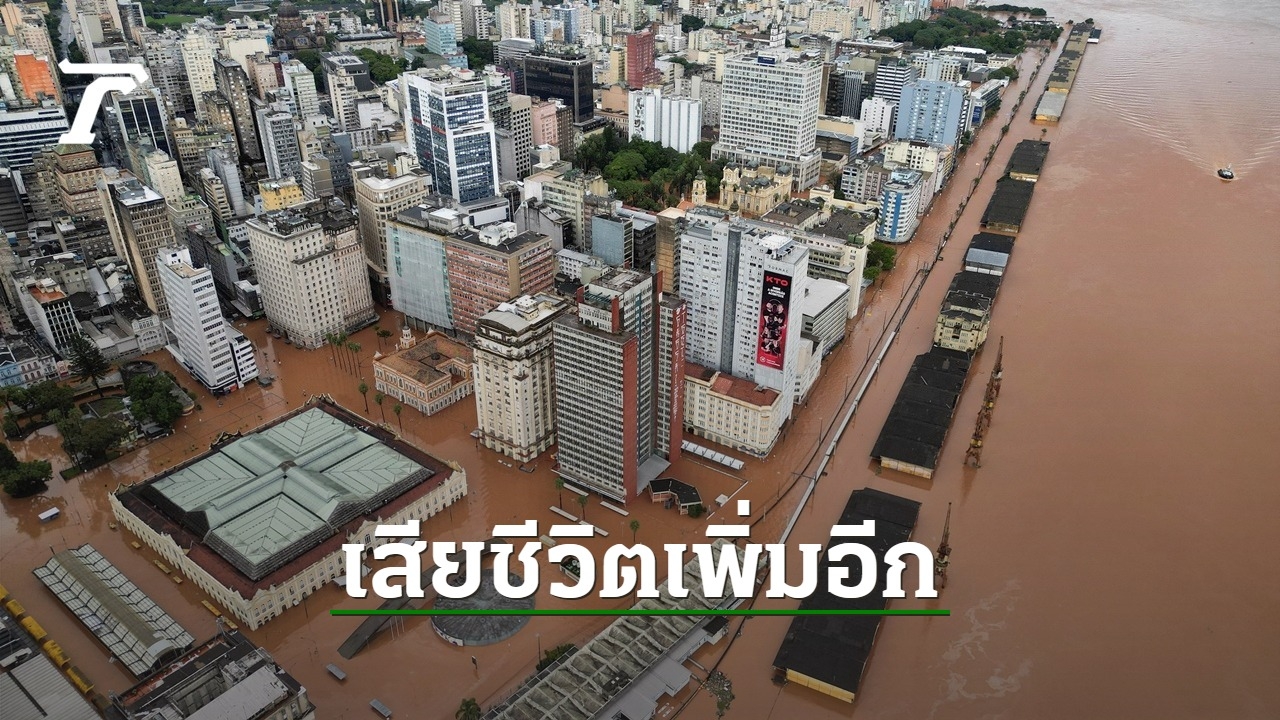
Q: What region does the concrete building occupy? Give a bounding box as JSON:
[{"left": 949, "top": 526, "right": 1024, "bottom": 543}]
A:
[
  {"left": 13, "top": 276, "right": 80, "bottom": 353},
  {"left": 102, "top": 177, "right": 178, "bottom": 318},
  {"left": 628, "top": 88, "right": 702, "bottom": 154},
  {"left": 859, "top": 95, "right": 897, "bottom": 137},
  {"left": 355, "top": 171, "right": 430, "bottom": 305},
  {"left": 373, "top": 329, "right": 474, "bottom": 416},
  {"left": 323, "top": 52, "right": 374, "bottom": 132},
  {"left": 684, "top": 363, "right": 785, "bottom": 457},
  {"left": 181, "top": 33, "right": 219, "bottom": 122},
  {"left": 522, "top": 48, "right": 594, "bottom": 123},
  {"left": 895, "top": 79, "right": 968, "bottom": 147},
  {"left": 801, "top": 277, "right": 851, "bottom": 357},
  {"left": 624, "top": 29, "right": 658, "bottom": 88},
  {"left": 876, "top": 169, "right": 923, "bottom": 243},
  {"left": 873, "top": 56, "right": 918, "bottom": 102},
  {"left": 0, "top": 101, "right": 68, "bottom": 169},
  {"left": 257, "top": 107, "right": 302, "bottom": 181},
  {"left": 552, "top": 269, "right": 685, "bottom": 501},
  {"left": 444, "top": 222, "right": 555, "bottom": 335},
  {"left": 0, "top": 334, "right": 59, "bottom": 387},
  {"left": 158, "top": 247, "right": 259, "bottom": 393},
  {"left": 713, "top": 51, "right": 823, "bottom": 189},
  {"left": 403, "top": 68, "right": 499, "bottom": 203},
  {"left": 258, "top": 178, "right": 304, "bottom": 211},
  {"left": 213, "top": 56, "right": 262, "bottom": 161},
  {"left": 473, "top": 293, "right": 568, "bottom": 462},
  {"left": 246, "top": 201, "right": 377, "bottom": 348},
  {"left": 387, "top": 202, "right": 463, "bottom": 330},
  {"left": 112, "top": 400, "right": 467, "bottom": 629},
  {"left": 281, "top": 58, "right": 320, "bottom": 117},
  {"left": 106, "top": 630, "right": 316, "bottom": 720}
]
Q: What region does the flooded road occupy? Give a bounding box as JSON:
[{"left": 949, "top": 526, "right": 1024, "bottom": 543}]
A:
[{"left": 4, "top": 1, "right": 1279, "bottom": 718}]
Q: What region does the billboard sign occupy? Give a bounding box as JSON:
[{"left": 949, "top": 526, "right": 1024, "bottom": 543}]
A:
[{"left": 756, "top": 271, "right": 791, "bottom": 370}]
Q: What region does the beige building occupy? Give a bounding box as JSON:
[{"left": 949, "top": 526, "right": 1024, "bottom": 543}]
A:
[
  {"left": 259, "top": 177, "right": 304, "bottom": 211},
  {"left": 354, "top": 170, "right": 430, "bottom": 301},
  {"left": 101, "top": 176, "right": 178, "bottom": 318},
  {"left": 373, "top": 330, "right": 474, "bottom": 417},
  {"left": 246, "top": 200, "right": 376, "bottom": 348},
  {"left": 934, "top": 291, "right": 991, "bottom": 353},
  {"left": 111, "top": 401, "right": 468, "bottom": 629},
  {"left": 473, "top": 294, "right": 569, "bottom": 462},
  {"left": 718, "top": 162, "right": 793, "bottom": 217},
  {"left": 684, "top": 364, "right": 786, "bottom": 457}
]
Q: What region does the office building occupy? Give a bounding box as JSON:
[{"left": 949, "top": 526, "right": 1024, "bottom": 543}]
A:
[
  {"left": 444, "top": 222, "right": 554, "bottom": 335},
  {"left": 0, "top": 101, "right": 68, "bottom": 168},
  {"left": 859, "top": 95, "right": 897, "bottom": 136},
  {"left": 50, "top": 144, "right": 105, "bottom": 219},
  {"left": 895, "top": 79, "right": 968, "bottom": 147},
  {"left": 182, "top": 32, "right": 218, "bottom": 122},
  {"left": 214, "top": 56, "right": 262, "bottom": 161},
  {"left": 624, "top": 29, "right": 658, "bottom": 88},
  {"left": 677, "top": 209, "right": 811, "bottom": 416},
  {"left": 373, "top": 330, "right": 474, "bottom": 416},
  {"left": 877, "top": 169, "right": 923, "bottom": 243},
  {"left": 498, "top": 93, "right": 534, "bottom": 181},
  {"left": 355, "top": 171, "right": 430, "bottom": 305},
  {"left": 102, "top": 177, "right": 178, "bottom": 318},
  {"left": 246, "top": 201, "right": 377, "bottom": 348},
  {"left": 628, "top": 88, "right": 702, "bottom": 154},
  {"left": 522, "top": 48, "right": 593, "bottom": 122},
  {"left": 13, "top": 276, "right": 80, "bottom": 353},
  {"left": 713, "top": 51, "right": 823, "bottom": 189},
  {"left": 684, "top": 363, "right": 785, "bottom": 457},
  {"left": 112, "top": 400, "right": 467, "bottom": 628},
  {"left": 387, "top": 202, "right": 462, "bottom": 330},
  {"left": 552, "top": 269, "right": 685, "bottom": 501},
  {"left": 473, "top": 293, "right": 568, "bottom": 462},
  {"left": 873, "top": 56, "right": 918, "bottom": 102},
  {"left": 323, "top": 52, "right": 375, "bottom": 132},
  {"left": 280, "top": 58, "right": 321, "bottom": 117},
  {"left": 257, "top": 107, "right": 302, "bottom": 180},
  {"left": 403, "top": 68, "right": 500, "bottom": 203},
  {"left": 158, "top": 246, "right": 259, "bottom": 392}
]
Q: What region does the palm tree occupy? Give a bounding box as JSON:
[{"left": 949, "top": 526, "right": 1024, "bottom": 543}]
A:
[
  {"left": 456, "top": 698, "right": 482, "bottom": 720},
  {"left": 358, "top": 382, "right": 369, "bottom": 412},
  {"left": 348, "top": 341, "right": 361, "bottom": 373},
  {"left": 377, "top": 327, "right": 393, "bottom": 348},
  {"left": 393, "top": 403, "right": 402, "bottom": 430},
  {"left": 554, "top": 477, "right": 565, "bottom": 509},
  {"left": 374, "top": 392, "right": 385, "bottom": 423},
  {"left": 629, "top": 519, "right": 640, "bottom": 544},
  {"left": 576, "top": 493, "right": 587, "bottom": 521},
  {"left": 325, "top": 333, "right": 337, "bottom": 363},
  {"left": 335, "top": 332, "right": 349, "bottom": 371}
]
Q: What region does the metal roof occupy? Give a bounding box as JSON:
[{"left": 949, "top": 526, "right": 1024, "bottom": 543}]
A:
[{"left": 0, "top": 653, "right": 101, "bottom": 720}]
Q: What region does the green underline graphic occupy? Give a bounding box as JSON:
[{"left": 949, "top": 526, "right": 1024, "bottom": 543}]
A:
[{"left": 330, "top": 608, "right": 950, "bottom": 617}]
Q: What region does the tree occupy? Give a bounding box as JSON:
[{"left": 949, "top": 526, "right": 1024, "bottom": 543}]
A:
[
  {"left": 0, "top": 443, "right": 17, "bottom": 472},
  {"left": 374, "top": 392, "right": 385, "bottom": 423},
  {"left": 832, "top": 183, "right": 847, "bottom": 201},
  {"left": 353, "top": 48, "right": 407, "bottom": 83},
  {"left": 456, "top": 698, "right": 482, "bottom": 720},
  {"left": 629, "top": 519, "right": 640, "bottom": 543},
  {"left": 461, "top": 37, "right": 494, "bottom": 71},
  {"left": 358, "top": 381, "right": 370, "bottom": 412},
  {"left": 348, "top": 341, "right": 362, "bottom": 373},
  {"left": 681, "top": 14, "right": 705, "bottom": 32},
  {"left": 393, "top": 403, "right": 403, "bottom": 430},
  {"left": 66, "top": 334, "right": 111, "bottom": 396},
  {"left": 554, "top": 477, "right": 564, "bottom": 509},
  {"left": 1, "top": 458, "right": 52, "bottom": 498},
  {"left": 127, "top": 375, "right": 183, "bottom": 429},
  {"left": 705, "top": 671, "right": 735, "bottom": 719},
  {"left": 576, "top": 493, "right": 588, "bottom": 520}
]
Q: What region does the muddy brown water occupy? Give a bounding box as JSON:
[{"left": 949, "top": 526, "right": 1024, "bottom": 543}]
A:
[{"left": 4, "top": 1, "right": 1279, "bottom": 718}]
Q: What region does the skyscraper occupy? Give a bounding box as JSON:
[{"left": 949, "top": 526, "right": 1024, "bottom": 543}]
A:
[
  {"left": 894, "top": 79, "right": 969, "bottom": 147},
  {"left": 181, "top": 32, "right": 218, "bottom": 123},
  {"left": 552, "top": 269, "right": 685, "bottom": 501},
  {"left": 257, "top": 106, "right": 302, "bottom": 180},
  {"left": 354, "top": 170, "right": 430, "bottom": 305},
  {"left": 280, "top": 59, "right": 320, "bottom": 118},
  {"left": 102, "top": 177, "right": 178, "bottom": 318},
  {"left": 624, "top": 29, "right": 658, "bottom": 88},
  {"left": 713, "top": 51, "right": 823, "bottom": 188},
  {"left": 214, "top": 56, "right": 262, "bottom": 161},
  {"left": 522, "top": 48, "right": 594, "bottom": 122},
  {"left": 157, "top": 246, "right": 259, "bottom": 392},
  {"left": 402, "top": 68, "right": 499, "bottom": 203}
]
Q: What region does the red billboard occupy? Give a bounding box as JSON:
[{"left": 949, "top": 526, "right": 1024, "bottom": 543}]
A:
[{"left": 756, "top": 271, "right": 792, "bottom": 369}]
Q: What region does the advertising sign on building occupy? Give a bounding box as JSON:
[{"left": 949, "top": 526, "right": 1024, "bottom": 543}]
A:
[{"left": 756, "top": 270, "right": 791, "bottom": 369}]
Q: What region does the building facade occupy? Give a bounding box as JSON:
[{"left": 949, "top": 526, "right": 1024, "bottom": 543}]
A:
[
  {"left": 444, "top": 223, "right": 555, "bottom": 335},
  {"left": 102, "top": 177, "right": 178, "bottom": 318},
  {"left": 403, "top": 68, "right": 500, "bottom": 203},
  {"left": 157, "top": 247, "right": 259, "bottom": 393},
  {"left": 373, "top": 330, "right": 474, "bottom": 416}
]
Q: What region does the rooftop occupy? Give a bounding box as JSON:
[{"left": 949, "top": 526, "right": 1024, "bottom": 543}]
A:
[
  {"left": 871, "top": 348, "right": 972, "bottom": 470},
  {"left": 1006, "top": 139, "right": 1051, "bottom": 177},
  {"left": 812, "top": 208, "right": 876, "bottom": 243},
  {"left": 116, "top": 401, "right": 452, "bottom": 589},
  {"left": 980, "top": 177, "right": 1036, "bottom": 229},
  {"left": 375, "top": 331, "right": 473, "bottom": 388}
]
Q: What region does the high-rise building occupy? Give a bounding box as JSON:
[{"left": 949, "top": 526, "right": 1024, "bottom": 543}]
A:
[
  {"left": 677, "top": 208, "right": 812, "bottom": 414},
  {"left": 141, "top": 150, "right": 183, "bottom": 204},
  {"left": 873, "top": 56, "right": 918, "bottom": 103},
  {"left": 522, "top": 48, "right": 594, "bottom": 122},
  {"left": 894, "top": 79, "right": 969, "bottom": 147},
  {"left": 876, "top": 169, "right": 923, "bottom": 243},
  {"left": 354, "top": 170, "right": 430, "bottom": 305},
  {"left": 498, "top": 93, "right": 533, "bottom": 181},
  {"left": 374, "top": 0, "right": 400, "bottom": 29},
  {"left": 553, "top": 269, "right": 685, "bottom": 501},
  {"left": 214, "top": 56, "right": 262, "bottom": 161},
  {"left": 444, "top": 222, "right": 555, "bottom": 335},
  {"left": 473, "top": 293, "right": 569, "bottom": 462},
  {"left": 323, "top": 52, "right": 374, "bottom": 132},
  {"left": 497, "top": 1, "right": 532, "bottom": 40},
  {"left": 0, "top": 101, "right": 68, "bottom": 168},
  {"left": 713, "top": 51, "right": 823, "bottom": 189},
  {"left": 859, "top": 95, "right": 897, "bottom": 136},
  {"left": 387, "top": 202, "right": 462, "bottom": 330},
  {"left": 246, "top": 201, "right": 377, "bottom": 348},
  {"left": 281, "top": 58, "right": 320, "bottom": 118},
  {"left": 257, "top": 106, "right": 302, "bottom": 180},
  {"left": 52, "top": 144, "right": 105, "bottom": 219},
  {"left": 157, "top": 246, "right": 259, "bottom": 392},
  {"left": 102, "top": 177, "right": 178, "bottom": 318},
  {"left": 13, "top": 276, "right": 81, "bottom": 353},
  {"left": 182, "top": 33, "right": 219, "bottom": 122},
  {"left": 624, "top": 29, "right": 658, "bottom": 88},
  {"left": 402, "top": 68, "right": 499, "bottom": 203},
  {"left": 628, "top": 88, "right": 702, "bottom": 153},
  {"left": 143, "top": 35, "right": 190, "bottom": 113}
]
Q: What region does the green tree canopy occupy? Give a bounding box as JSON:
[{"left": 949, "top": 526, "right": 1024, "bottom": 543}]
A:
[
  {"left": 1, "top": 458, "right": 51, "bottom": 498},
  {"left": 353, "top": 48, "right": 408, "bottom": 83},
  {"left": 126, "top": 375, "right": 183, "bottom": 429},
  {"left": 66, "top": 334, "right": 111, "bottom": 395}
]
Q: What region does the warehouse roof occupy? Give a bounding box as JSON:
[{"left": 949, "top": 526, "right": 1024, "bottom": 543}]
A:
[
  {"left": 968, "top": 233, "right": 1015, "bottom": 256},
  {"left": 1006, "top": 139, "right": 1050, "bottom": 178},
  {"left": 0, "top": 653, "right": 100, "bottom": 720},
  {"left": 871, "top": 348, "right": 972, "bottom": 468},
  {"left": 980, "top": 177, "right": 1036, "bottom": 231}
]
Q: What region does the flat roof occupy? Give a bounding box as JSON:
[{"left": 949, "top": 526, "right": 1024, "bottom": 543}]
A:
[
  {"left": 34, "top": 545, "right": 194, "bottom": 677},
  {"left": 802, "top": 278, "right": 851, "bottom": 318},
  {"left": 964, "top": 248, "right": 1009, "bottom": 268},
  {"left": 871, "top": 348, "right": 972, "bottom": 468},
  {"left": 0, "top": 653, "right": 100, "bottom": 720},
  {"left": 772, "top": 488, "right": 920, "bottom": 697},
  {"left": 117, "top": 401, "right": 452, "bottom": 592},
  {"left": 968, "top": 233, "right": 1015, "bottom": 256},
  {"left": 980, "top": 177, "right": 1036, "bottom": 229}
]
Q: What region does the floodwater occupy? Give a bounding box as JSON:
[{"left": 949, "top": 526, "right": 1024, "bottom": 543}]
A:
[{"left": 3, "top": 0, "right": 1278, "bottom": 718}]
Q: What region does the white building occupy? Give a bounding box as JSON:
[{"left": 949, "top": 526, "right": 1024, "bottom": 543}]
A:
[
  {"left": 628, "top": 88, "right": 702, "bottom": 154},
  {"left": 684, "top": 364, "right": 785, "bottom": 457},
  {"left": 713, "top": 51, "right": 823, "bottom": 189},
  {"left": 859, "top": 96, "right": 897, "bottom": 137},
  {"left": 246, "top": 203, "right": 376, "bottom": 348},
  {"left": 257, "top": 107, "right": 302, "bottom": 181},
  {"left": 157, "top": 246, "right": 259, "bottom": 392},
  {"left": 281, "top": 58, "right": 321, "bottom": 118},
  {"left": 473, "top": 294, "right": 569, "bottom": 463},
  {"left": 877, "top": 169, "right": 923, "bottom": 243},
  {"left": 181, "top": 32, "right": 218, "bottom": 122},
  {"left": 402, "top": 68, "right": 499, "bottom": 203}
]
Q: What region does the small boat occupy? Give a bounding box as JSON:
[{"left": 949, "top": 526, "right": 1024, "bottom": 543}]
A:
[{"left": 1217, "top": 165, "right": 1235, "bottom": 181}]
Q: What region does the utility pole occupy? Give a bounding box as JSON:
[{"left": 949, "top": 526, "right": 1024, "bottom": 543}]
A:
[{"left": 965, "top": 336, "right": 1005, "bottom": 468}]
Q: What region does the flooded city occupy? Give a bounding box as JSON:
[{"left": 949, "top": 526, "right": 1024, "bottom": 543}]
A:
[{"left": 3, "top": 0, "right": 1278, "bottom": 718}]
